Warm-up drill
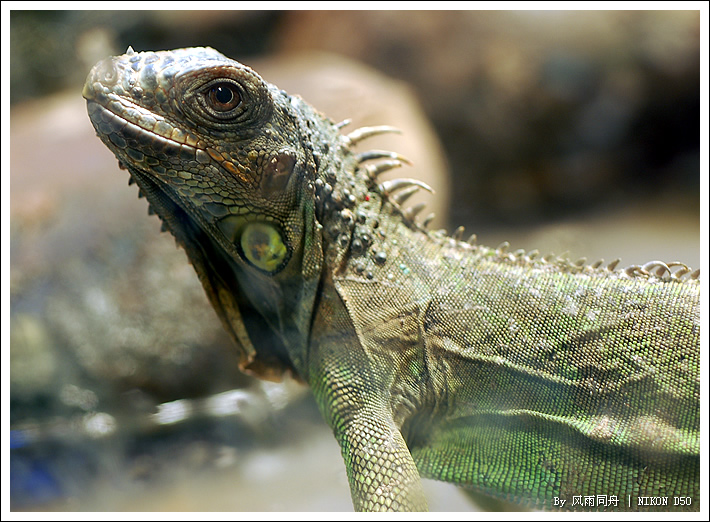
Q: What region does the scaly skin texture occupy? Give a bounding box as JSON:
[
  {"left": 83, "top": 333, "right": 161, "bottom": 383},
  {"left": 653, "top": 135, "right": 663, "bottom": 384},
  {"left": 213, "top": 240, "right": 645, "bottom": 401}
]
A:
[{"left": 83, "top": 47, "right": 700, "bottom": 512}]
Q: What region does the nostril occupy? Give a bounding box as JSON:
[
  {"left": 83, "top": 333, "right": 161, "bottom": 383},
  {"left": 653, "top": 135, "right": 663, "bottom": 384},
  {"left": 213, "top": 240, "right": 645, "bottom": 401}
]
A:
[
  {"left": 83, "top": 56, "right": 125, "bottom": 103},
  {"left": 94, "top": 57, "right": 119, "bottom": 86}
]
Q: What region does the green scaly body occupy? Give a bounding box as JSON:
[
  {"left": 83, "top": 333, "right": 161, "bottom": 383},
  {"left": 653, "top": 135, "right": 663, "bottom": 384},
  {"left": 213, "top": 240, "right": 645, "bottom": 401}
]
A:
[{"left": 83, "top": 47, "right": 700, "bottom": 511}]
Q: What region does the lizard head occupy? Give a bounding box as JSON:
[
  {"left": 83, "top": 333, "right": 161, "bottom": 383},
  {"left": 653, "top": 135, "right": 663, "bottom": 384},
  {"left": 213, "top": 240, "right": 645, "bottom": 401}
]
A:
[{"left": 83, "top": 47, "right": 344, "bottom": 380}]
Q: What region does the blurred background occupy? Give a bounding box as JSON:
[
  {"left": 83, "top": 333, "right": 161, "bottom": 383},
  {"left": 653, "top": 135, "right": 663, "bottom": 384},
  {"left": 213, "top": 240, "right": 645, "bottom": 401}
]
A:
[{"left": 8, "top": 9, "right": 701, "bottom": 512}]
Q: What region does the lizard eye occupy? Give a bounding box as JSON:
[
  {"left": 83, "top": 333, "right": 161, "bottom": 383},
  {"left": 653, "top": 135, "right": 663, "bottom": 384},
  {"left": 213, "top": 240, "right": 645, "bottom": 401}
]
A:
[
  {"left": 207, "top": 82, "right": 242, "bottom": 112},
  {"left": 240, "top": 222, "right": 288, "bottom": 273},
  {"left": 195, "top": 79, "right": 246, "bottom": 121},
  {"left": 180, "top": 66, "right": 273, "bottom": 130}
]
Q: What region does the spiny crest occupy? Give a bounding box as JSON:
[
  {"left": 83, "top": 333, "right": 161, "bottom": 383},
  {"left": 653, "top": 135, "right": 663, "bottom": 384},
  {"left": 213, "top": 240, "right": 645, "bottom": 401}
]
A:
[
  {"left": 341, "top": 123, "right": 437, "bottom": 229},
  {"left": 126, "top": 171, "right": 184, "bottom": 248},
  {"left": 436, "top": 228, "right": 701, "bottom": 282},
  {"left": 340, "top": 122, "right": 700, "bottom": 283}
]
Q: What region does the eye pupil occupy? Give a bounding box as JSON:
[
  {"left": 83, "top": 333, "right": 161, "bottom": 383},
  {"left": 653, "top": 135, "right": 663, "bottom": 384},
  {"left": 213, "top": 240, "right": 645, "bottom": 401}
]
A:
[
  {"left": 208, "top": 83, "right": 241, "bottom": 111},
  {"left": 214, "top": 86, "right": 232, "bottom": 104}
]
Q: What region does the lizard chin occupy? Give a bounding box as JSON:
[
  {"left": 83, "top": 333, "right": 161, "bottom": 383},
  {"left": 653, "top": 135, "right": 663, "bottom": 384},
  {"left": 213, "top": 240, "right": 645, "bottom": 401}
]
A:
[{"left": 125, "top": 165, "right": 299, "bottom": 382}]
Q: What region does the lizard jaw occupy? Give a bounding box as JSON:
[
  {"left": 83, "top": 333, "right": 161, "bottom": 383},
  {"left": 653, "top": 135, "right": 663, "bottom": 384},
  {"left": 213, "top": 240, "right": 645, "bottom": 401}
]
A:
[{"left": 124, "top": 163, "right": 298, "bottom": 382}]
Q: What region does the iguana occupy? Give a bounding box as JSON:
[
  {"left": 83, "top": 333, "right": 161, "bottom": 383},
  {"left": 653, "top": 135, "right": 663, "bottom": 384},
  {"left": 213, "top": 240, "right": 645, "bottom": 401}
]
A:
[{"left": 83, "top": 47, "right": 700, "bottom": 512}]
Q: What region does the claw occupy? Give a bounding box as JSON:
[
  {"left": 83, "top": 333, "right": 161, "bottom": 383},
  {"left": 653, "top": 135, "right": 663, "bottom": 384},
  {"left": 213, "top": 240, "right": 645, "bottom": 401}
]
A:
[
  {"left": 379, "top": 178, "right": 434, "bottom": 196},
  {"left": 672, "top": 266, "right": 691, "bottom": 279},
  {"left": 423, "top": 213, "right": 436, "bottom": 228},
  {"left": 334, "top": 119, "right": 352, "bottom": 130},
  {"left": 402, "top": 202, "right": 427, "bottom": 221},
  {"left": 452, "top": 226, "right": 465, "bottom": 241},
  {"left": 642, "top": 260, "right": 671, "bottom": 278},
  {"left": 665, "top": 262, "right": 690, "bottom": 279},
  {"left": 356, "top": 150, "right": 413, "bottom": 165},
  {"left": 365, "top": 160, "right": 404, "bottom": 180},
  {"left": 343, "top": 126, "right": 401, "bottom": 147},
  {"left": 624, "top": 265, "right": 645, "bottom": 278},
  {"left": 391, "top": 186, "right": 420, "bottom": 206}
]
